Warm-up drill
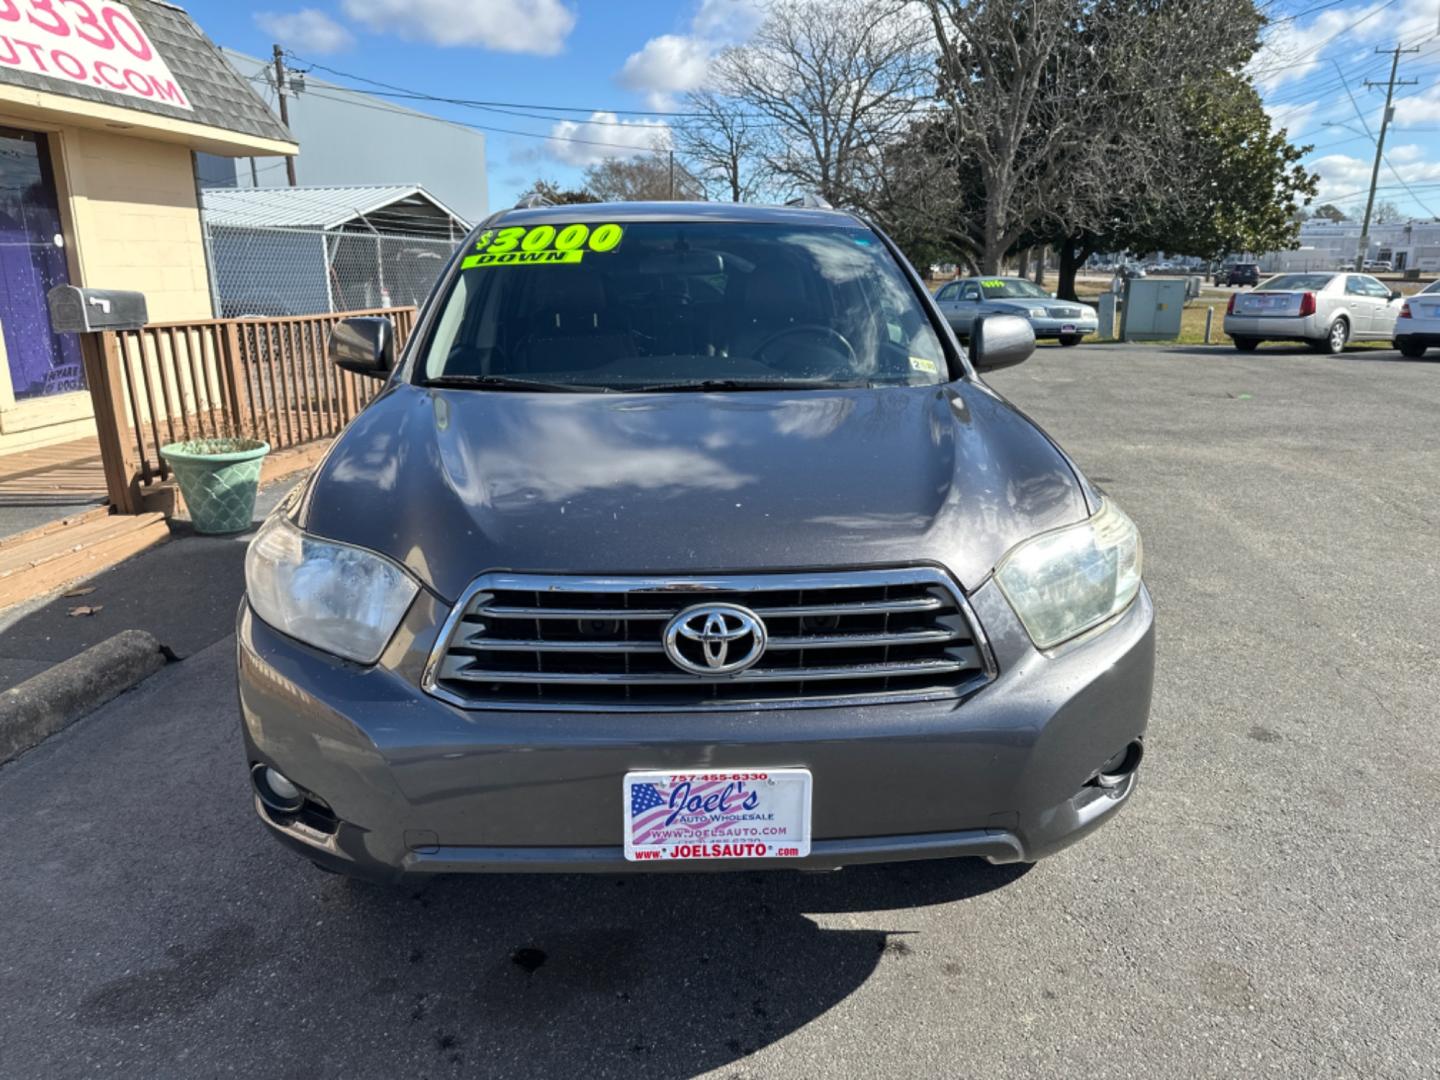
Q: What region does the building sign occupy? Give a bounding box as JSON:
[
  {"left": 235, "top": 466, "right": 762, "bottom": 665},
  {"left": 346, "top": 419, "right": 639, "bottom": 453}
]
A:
[{"left": 0, "top": 1, "right": 190, "bottom": 110}]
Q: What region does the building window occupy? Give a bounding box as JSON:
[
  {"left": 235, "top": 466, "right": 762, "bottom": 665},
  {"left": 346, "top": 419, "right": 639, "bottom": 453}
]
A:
[{"left": 0, "top": 127, "right": 83, "bottom": 401}]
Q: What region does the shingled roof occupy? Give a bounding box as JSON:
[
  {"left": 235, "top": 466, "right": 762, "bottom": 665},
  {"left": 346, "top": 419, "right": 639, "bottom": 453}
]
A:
[{"left": 0, "top": 0, "right": 292, "bottom": 146}]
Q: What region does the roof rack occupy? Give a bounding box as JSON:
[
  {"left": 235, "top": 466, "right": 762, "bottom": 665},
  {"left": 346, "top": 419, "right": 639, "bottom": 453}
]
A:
[
  {"left": 784, "top": 193, "right": 833, "bottom": 210},
  {"left": 514, "top": 191, "right": 556, "bottom": 209}
]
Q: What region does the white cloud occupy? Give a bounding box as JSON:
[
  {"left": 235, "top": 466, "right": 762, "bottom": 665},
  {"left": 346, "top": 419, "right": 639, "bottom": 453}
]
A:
[
  {"left": 1308, "top": 151, "right": 1440, "bottom": 206},
  {"left": 1253, "top": 0, "right": 1440, "bottom": 94},
  {"left": 616, "top": 0, "right": 764, "bottom": 109},
  {"left": 254, "top": 9, "right": 354, "bottom": 54},
  {"left": 692, "top": 0, "right": 766, "bottom": 41},
  {"left": 341, "top": 0, "right": 575, "bottom": 54},
  {"left": 546, "top": 112, "right": 672, "bottom": 167},
  {"left": 618, "top": 35, "right": 714, "bottom": 111},
  {"left": 1251, "top": 3, "right": 1388, "bottom": 91},
  {"left": 1266, "top": 100, "right": 1318, "bottom": 138},
  {"left": 1394, "top": 83, "right": 1440, "bottom": 126}
]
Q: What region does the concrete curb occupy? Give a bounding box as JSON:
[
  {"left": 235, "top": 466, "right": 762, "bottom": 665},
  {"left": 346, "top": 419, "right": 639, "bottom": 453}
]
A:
[{"left": 0, "top": 630, "right": 168, "bottom": 765}]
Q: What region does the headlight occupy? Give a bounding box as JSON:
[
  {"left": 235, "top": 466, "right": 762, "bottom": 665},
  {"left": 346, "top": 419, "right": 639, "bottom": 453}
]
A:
[
  {"left": 245, "top": 516, "right": 419, "bottom": 664},
  {"left": 994, "top": 498, "right": 1142, "bottom": 649},
  {"left": 1027, "top": 306, "right": 1049, "bottom": 318}
]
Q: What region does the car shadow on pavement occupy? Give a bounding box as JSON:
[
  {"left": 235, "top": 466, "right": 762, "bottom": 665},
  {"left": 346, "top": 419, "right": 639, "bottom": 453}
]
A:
[{"left": 295, "top": 860, "right": 1030, "bottom": 1077}]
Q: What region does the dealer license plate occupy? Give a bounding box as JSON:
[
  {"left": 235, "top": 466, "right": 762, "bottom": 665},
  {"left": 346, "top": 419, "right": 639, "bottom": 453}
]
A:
[
  {"left": 1243, "top": 294, "right": 1286, "bottom": 313},
  {"left": 623, "top": 769, "right": 812, "bottom": 862},
  {"left": 1061, "top": 324, "right": 1077, "bottom": 334}
]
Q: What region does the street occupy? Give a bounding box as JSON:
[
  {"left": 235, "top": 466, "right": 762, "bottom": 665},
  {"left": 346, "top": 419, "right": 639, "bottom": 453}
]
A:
[{"left": 1, "top": 342, "right": 1437, "bottom": 1078}]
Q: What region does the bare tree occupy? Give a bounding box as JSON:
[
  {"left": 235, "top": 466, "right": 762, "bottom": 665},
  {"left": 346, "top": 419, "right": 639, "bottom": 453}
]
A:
[
  {"left": 522, "top": 177, "right": 599, "bottom": 205},
  {"left": 1371, "top": 199, "right": 1404, "bottom": 225},
  {"left": 674, "top": 89, "right": 769, "bottom": 202},
  {"left": 919, "top": 0, "right": 1265, "bottom": 274},
  {"left": 709, "top": 0, "right": 931, "bottom": 205},
  {"left": 582, "top": 153, "right": 704, "bottom": 202}
]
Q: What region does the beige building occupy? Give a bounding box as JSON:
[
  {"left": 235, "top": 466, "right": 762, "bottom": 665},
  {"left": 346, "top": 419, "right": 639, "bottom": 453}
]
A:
[{"left": 0, "top": 0, "right": 295, "bottom": 454}]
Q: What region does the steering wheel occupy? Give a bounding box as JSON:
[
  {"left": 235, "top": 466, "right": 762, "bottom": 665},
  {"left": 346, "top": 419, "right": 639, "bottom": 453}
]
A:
[{"left": 752, "top": 324, "right": 858, "bottom": 369}]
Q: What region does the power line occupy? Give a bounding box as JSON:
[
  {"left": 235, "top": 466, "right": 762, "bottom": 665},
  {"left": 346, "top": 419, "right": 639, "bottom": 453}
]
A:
[
  {"left": 299, "top": 88, "right": 674, "bottom": 154},
  {"left": 290, "top": 54, "right": 707, "bottom": 119},
  {"left": 1248, "top": 0, "right": 1401, "bottom": 79}
]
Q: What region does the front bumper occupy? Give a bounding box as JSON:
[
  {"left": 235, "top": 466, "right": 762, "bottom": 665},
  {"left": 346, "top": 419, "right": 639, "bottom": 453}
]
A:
[
  {"left": 238, "top": 580, "right": 1155, "bottom": 880},
  {"left": 1223, "top": 314, "right": 1322, "bottom": 340},
  {"left": 1029, "top": 317, "right": 1097, "bottom": 338}
]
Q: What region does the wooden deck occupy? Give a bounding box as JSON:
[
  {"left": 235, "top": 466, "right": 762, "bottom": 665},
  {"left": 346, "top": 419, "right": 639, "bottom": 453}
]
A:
[{"left": 0, "top": 435, "right": 109, "bottom": 506}]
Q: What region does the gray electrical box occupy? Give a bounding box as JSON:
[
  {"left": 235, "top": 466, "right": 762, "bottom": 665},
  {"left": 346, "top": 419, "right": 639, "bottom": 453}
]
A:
[
  {"left": 1121, "top": 279, "right": 1186, "bottom": 341},
  {"left": 47, "top": 285, "right": 149, "bottom": 333}
]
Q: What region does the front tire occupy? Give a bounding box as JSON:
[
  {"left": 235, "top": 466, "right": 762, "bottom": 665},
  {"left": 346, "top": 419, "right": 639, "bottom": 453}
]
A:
[
  {"left": 1058, "top": 334, "right": 1083, "bottom": 347},
  {"left": 1397, "top": 338, "right": 1427, "bottom": 358},
  {"left": 1232, "top": 336, "right": 1259, "bottom": 352}
]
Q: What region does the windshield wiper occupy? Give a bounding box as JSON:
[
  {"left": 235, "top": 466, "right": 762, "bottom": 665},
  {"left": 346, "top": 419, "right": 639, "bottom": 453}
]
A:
[
  {"left": 423, "top": 374, "right": 612, "bottom": 393},
  {"left": 626, "top": 378, "right": 873, "bottom": 393}
]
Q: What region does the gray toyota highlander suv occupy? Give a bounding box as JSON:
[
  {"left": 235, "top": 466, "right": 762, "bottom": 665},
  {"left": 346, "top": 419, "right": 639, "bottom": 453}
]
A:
[{"left": 239, "top": 201, "right": 1153, "bottom": 881}]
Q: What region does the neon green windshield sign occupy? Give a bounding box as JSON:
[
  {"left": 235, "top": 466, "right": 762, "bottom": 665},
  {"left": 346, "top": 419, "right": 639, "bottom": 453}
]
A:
[{"left": 461, "top": 223, "right": 624, "bottom": 269}]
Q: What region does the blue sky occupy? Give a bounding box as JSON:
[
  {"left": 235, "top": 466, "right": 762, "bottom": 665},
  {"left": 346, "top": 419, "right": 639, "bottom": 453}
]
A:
[{"left": 182, "top": 0, "right": 1440, "bottom": 218}]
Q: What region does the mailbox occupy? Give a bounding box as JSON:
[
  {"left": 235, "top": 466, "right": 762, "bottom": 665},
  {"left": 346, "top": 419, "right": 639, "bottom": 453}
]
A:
[{"left": 47, "top": 286, "right": 149, "bottom": 333}]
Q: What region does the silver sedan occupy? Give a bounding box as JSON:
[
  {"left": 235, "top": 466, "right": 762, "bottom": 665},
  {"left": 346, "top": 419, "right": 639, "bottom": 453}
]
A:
[
  {"left": 934, "top": 277, "right": 1098, "bottom": 346},
  {"left": 1222, "top": 271, "right": 1402, "bottom": 354}
]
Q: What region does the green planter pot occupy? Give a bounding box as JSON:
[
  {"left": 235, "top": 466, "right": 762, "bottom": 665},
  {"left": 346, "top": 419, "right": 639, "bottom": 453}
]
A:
[{"left": 160, "top": 439, "right": 271, "bottom": 535}]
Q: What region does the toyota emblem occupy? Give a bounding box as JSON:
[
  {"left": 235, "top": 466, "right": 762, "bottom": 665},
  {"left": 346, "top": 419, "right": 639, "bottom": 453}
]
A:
[{"left": 663, "top": 603, "right": 767, "bottom": 676}]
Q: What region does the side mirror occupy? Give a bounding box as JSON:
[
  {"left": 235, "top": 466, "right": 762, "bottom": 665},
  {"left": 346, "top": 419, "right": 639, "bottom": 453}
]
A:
[
  {"left": 969, "top": 313, "right": 1035, "bottom": 372},
  {"left": 1390, "top": 290, "right": 1403, "bottom": 302},
  {"left": 328, "top": 316, "right": 395, "bottom": 379}
]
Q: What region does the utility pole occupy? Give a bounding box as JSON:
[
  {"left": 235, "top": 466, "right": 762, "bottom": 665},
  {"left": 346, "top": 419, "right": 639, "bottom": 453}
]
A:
[
  {"left": 1355, "top": 45, "right": 1418, "bottom": 271},
  {"left": 273, "top": 45, "right": 298, "bottom": 187},
  {"left": 668, "top": 150, "right": 675, "bottom": 199}
]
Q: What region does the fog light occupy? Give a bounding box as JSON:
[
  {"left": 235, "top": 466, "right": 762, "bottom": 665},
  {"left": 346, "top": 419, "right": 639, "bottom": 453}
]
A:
[
  {"left": 1094, "top": 740, "right": 1144, "bottom": 788},
  {"left": 265, "top": 768, "right": 300, "bottom": 801},
  {"left": 252, "top": 764, "right": 304, "bottom": 813}
]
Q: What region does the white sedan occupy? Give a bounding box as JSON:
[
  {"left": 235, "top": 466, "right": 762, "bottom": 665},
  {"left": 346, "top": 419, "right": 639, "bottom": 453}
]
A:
[
  {"left": 1223, "top": 272, "right": 1402, "bottom": 354},
  {"left": 1393, "top": 279, "right": 1440, "bottom": 358}
]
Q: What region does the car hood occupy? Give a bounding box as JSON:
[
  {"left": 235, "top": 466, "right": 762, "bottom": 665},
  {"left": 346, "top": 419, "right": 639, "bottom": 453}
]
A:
[{"left": 302, "top": 382, "right": 1089, "bottom": 602}]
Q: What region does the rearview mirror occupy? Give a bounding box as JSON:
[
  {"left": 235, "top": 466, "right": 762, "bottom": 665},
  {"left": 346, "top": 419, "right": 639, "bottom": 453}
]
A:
[
  {"left": 639, "top": 251, "right": 725, "bottom": 275},
  {"left": 969, "top": 313, "right": 1035, "bottom": 372},
  {"left": 329, "top": 316, "right": 395, "bottom": 380}
]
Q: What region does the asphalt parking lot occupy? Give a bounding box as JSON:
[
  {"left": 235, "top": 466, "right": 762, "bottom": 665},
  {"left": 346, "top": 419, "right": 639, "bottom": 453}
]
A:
[{"left": 2, "top": 342, "right": 1437, "bottom": 1078}]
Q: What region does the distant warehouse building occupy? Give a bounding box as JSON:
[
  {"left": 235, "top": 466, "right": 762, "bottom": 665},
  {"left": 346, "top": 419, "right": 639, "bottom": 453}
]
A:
[
  {"left": 0, "top": 0, "right": 295, "bottom": 454},
  {"left": 1259, "top": 219, "right": 1440, "bottom": 273},
  {"left": 197, "top": 50, "right": 488, "bottom": 225}
]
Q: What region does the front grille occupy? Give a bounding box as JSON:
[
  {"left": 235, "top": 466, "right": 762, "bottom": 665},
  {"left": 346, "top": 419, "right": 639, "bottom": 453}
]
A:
[
  {"left": 424, "top": 569, "right": 993, "bottom": 711},
  {"left": 1051, "top": 306, "right": 1083, "bottom": 318}
]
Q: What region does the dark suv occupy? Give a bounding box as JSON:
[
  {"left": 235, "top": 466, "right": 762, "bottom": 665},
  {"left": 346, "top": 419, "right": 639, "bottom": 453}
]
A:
[
  {"left": 239, "top": 201, "right": 1154, "bottom": 881},
  {"left": 1218, "top": 262, "right": 1261, "bottom": 287}
]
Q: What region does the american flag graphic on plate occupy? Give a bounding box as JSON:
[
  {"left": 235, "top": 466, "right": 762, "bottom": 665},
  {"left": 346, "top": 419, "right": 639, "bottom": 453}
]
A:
[{"left": 622, "top": 769, "right": 812, "bottom": 862}]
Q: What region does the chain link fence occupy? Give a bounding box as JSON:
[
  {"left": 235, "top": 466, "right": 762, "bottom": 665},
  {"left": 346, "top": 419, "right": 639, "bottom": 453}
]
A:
[{"left": 203, "top": 223, "right": 459, "bottom": 318}]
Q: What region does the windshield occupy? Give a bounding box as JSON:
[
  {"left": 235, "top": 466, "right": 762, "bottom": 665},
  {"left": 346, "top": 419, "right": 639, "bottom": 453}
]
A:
[
  {"left": 978, "top": 278, "right": 1050, "bottom": 299},
  {"left": 1259, "top": 273, "right": 1334, "bottom": 291},
  {"left": 419, "top": 221, "right": 949, "bottom": 391}
]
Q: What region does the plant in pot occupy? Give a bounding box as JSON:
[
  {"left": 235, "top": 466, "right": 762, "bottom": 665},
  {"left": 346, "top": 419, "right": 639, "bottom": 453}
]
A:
[{"left": 160, "top": 423, "right": 271, "bottom": 535}]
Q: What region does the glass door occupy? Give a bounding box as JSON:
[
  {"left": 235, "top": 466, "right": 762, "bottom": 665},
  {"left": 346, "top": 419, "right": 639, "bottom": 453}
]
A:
[{"left": 0, "top": 127, "right": 83, "bottom": 401}]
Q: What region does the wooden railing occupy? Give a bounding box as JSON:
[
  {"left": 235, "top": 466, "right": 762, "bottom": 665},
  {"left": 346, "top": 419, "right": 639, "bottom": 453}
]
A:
[{"left": 84, "top": 307, "right": 417, "bottom": 513}]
